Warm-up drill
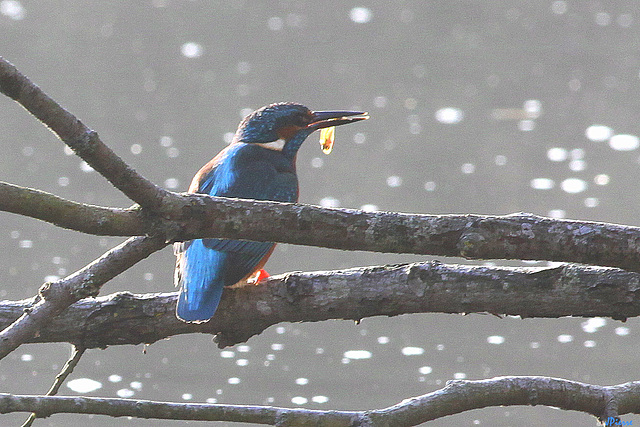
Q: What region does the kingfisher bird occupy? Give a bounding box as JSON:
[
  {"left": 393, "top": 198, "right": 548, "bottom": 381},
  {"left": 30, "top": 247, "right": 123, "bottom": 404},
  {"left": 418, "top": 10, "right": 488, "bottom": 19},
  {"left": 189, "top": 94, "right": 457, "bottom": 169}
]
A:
[{"left": 174, "top": 102, "right": 368, "bottom": 323}]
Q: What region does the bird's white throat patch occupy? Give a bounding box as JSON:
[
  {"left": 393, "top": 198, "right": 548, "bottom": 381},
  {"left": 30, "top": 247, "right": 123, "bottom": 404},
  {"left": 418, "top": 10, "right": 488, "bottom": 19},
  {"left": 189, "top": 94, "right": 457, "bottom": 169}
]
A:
[{"left": 261, "top": 138, "right": 286, "bottom": 151}]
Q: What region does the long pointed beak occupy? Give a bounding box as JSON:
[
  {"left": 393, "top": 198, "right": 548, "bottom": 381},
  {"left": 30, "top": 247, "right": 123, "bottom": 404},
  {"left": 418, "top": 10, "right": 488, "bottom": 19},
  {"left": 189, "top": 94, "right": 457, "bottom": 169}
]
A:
[{"left": 307, "top": 110, "right": 369, "bottom": 130}]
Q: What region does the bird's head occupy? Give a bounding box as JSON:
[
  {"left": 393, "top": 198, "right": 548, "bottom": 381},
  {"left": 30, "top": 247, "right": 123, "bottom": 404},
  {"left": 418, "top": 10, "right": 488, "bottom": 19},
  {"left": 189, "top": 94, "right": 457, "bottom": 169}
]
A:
[{"left": 233, "top": 102, "right": 368, "bottom": 156}]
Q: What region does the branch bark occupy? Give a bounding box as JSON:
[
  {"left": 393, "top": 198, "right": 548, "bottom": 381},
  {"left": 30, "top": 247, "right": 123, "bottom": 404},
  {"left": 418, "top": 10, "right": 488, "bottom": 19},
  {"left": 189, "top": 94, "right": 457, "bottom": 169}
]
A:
[
  {"left": 0, "top": 376, "right": 636, "bottom": 425},
  {"left": 0, "top": 261, "right": 636, "bottom": 349}
]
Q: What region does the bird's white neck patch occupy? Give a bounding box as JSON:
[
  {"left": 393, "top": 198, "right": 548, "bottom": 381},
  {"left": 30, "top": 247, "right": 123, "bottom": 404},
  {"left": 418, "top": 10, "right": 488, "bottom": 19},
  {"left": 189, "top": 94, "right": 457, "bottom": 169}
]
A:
[{"left": 260, "top": 138, "right": 286, "bottom": 151}]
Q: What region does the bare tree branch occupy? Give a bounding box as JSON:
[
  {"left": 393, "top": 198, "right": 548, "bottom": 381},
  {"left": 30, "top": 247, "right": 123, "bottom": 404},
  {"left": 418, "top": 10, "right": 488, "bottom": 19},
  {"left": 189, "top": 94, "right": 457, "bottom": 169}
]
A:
[
  {"left": 0, "top": 261, "right": 636, "bottom": 348},
  {"left": 22, "top": 344, "right": 86, "bottom": 427},
  {"left": 0, "top": 376, "right": 636, "bottom": 425},
  {"left": 4, "top": 178, "right": 640, "bottom": 276},
  {"left": 0, "top": 57, "right": 175, "bottom": 211},
  {"left": 0, "top": 181, "right": 145, "bottom": 236},
  {"left": 0, "top": 236, "right": 166, "bottom": 360}
]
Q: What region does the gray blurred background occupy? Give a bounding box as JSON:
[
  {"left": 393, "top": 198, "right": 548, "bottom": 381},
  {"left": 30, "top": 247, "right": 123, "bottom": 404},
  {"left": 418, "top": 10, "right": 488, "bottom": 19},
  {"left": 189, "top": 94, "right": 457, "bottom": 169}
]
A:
[{"left": 1, "top": 1, "right": 640, "bottom": 425}]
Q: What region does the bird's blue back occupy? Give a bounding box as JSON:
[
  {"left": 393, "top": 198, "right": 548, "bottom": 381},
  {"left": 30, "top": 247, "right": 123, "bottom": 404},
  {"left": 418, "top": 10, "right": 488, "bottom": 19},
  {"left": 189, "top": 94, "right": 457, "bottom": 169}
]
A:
[{"left": 174, "top": 142, "right": 298, "bottom": 322}]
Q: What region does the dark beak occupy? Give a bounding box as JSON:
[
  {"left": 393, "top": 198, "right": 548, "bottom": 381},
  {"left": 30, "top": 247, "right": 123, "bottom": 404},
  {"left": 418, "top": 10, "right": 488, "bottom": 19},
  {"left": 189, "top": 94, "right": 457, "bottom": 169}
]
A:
[{"left": 307, "top": 110, "right": 369, "bottom": 130}]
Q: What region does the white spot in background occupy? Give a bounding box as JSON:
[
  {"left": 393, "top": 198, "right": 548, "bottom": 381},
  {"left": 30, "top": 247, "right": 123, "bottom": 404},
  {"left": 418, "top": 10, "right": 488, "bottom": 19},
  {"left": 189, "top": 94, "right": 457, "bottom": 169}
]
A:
[
  {"left": 530, "top": 178, "right": 555, "bottom": 190},
  {"left": 67, "top": 378, "right": 102, "bottom": 393},
  {"left": 108, "top": 375, "right": 122, "bottom": 383},
  {"left": 271, "top": 343, "right": 284, "bottom": 351},
  {"left": 143, "top": 272, "right": 153, "bottom": 281},
  {"left": 164, "top": 178, "right": 179, "bottom": 189},
  {"left": 436, "top": 344, "right": 445, "bottom": 351},
  {"left": 130, "top": 144, "right": 142, "bottom": 155},
  {"left": 547, "top": 147, "right": 568, "bottom": 162},
  {"left": 518, "top": 120, "right": 535, "bottom": 131},
  {"left": 312, "top": 395, "right": 329, "bottom": 403},
  {"left": 615, "top": 327, "right": 630, "bottom": 336},
  {"left": 237, "top": 61, "right": 251, "bottom": 74},
  {"left": 220, "top": 351, "right": 235, "bottom": 358},
  {"left": 557, "top": 334, "right": 573, "bottom": 343},
  {"left": 584, "top": 340, "right": 596, "bottom": 348},
  {"left": 295, "top": 378, "right": 309, "bottom": 385},
  {"left": 570, "top": 148, "right": 584, "bottom": 159},
  {"left": 319, "top": 197, "right": 340, "bottom": 208},
  {"left": 19, "top": 240, "right": 33, "bottom": 249},
  {"left": 551, "top": 0, "right": 567, "bottom": 15},
  {"left": 360, "top": 204, "right": 378, "bottom": 212},
  {"left": 581, "top": 317, "right": 606, "bottom": 333},
  {"left": 44, "top": 275, "right": 60, "bottom": 282},
  {"left": 228, "top": 377, "right": 241, "bottom": 384},
  {"left": 0, "top": 0, "right": 24, "bottom": 20},
  {"left": 224, "top": 132, "right": 235, "bottom": 144},
  {"left": 237, "top": 345, "right": 250, "bottom": 352},
  {"left": 353, "top": 132, "right": 366, "bottom": 144},
  {"left": 386, "top": 176, "right": 402, "bottom": 187},
  {"left": 594, "top": 174, "right": 610, "bottom": 185},
  {"left": 569, "top": 160, "right": 586, "bottom": 171},
  {"left": 276, "top": 326, "right": 286, "bottom": 334},
  {"left": 419, "top": 366, "right": 433, "bottom": 375},
  {"left": 609, "top": 134, "right": 639, "bottom": 151},
  {"left": 373, "top": 96, "right": 387, "bottom": 108},
  {"left": 584, "top": 197, "right": 599, "bottom": 208},
  {"left": 22, "top": 146, "right": 34, "bottom": 156},
  {"left": 530, "top": 341, "right": 540, "bottom": 349},
  {"left": 377, "top": 336, "right": 390, "bottom": 344},
  {"left": 343, "top": 350, "right": 372, "bottom": 360},
  {"left": 487, "top": 335, "right": 505, "bottom": 345},
  {"left": 311, "top": 157, "right": 324, "bottom": 168},
  {"left": 435, "top": 107, "right": 463, "bottom": 124},
  {"left": 160, "top": 136, "right": 173, "bottom": 147},
  {"left": 595, "top": 12, "right": 611, "bottom": 26},
  {"left": 453, "top": 372, "right": 467, "bottom": 379},
  {"left": 181, "top": 42, "right": 202, "bottom": 58},
  {"left": 130, "top": 381, "right": 142, "bottom": 390},
  {"left": 166, "top": 147, "right": 179, "bottom": 158},
  {"left": 181, "top": 393, "right": 193, "bottom": 400},
  {"left": 206, "top": 397, "right": 217, "bottom": 403},
  {"left": 424, "top": 181, "right": 436, "bottom": 191},
  {"left": 461, "top": 163, "right": 475, "bottom": 174},
  {"left": 10, "top": 231, "right": 19, "bottom": 239},
  {"left": 267, "top": 16, "right": 283, "bottom": 31},
  {"left": 523, "top": 100, "right": 542, "bottom": 118},
  {"left": 548, "top": 209, "right": 566, "bottom": 218},
  {"left": 495, "top": 155, "right": 507, "bottom": 166},
  {"left": 58, "top": 177, "right": 70, "bottom": 187},
  {"left": 80, "top": 161, "right": 94, "bottom": 172},
  {"left": 349, "top": 7, "right": 372, "bottom": 23},
  {"left": 291, "top": 396, "right": 308, "bottom": 405},
  {"left": 585, "top": 125, "right": 613, "bottom": 142},
  {"left": 401, "top": 346, "right": 424, "bottom": 356},
  {"left": 561, "top": 178, "right": 587, "bottom": 194},
  {"left": 236, "top": 359, "right": 248, "bottom": 366},
  {"left": 20, "top": 354, "right": 33, "bottom": 362}
]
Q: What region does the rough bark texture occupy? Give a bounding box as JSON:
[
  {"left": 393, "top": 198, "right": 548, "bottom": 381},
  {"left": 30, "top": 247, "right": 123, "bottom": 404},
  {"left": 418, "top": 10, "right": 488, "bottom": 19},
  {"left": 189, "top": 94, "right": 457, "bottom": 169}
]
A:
[{"left": 0, "top": 261, "right": 637, "bottom": 349}]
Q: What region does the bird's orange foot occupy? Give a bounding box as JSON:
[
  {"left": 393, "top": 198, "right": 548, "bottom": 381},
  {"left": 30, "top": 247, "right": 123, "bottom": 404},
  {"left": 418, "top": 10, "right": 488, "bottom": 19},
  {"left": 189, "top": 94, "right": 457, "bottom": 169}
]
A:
[{"left": 247, "top": 269, "right": 270, "bottom": 285}]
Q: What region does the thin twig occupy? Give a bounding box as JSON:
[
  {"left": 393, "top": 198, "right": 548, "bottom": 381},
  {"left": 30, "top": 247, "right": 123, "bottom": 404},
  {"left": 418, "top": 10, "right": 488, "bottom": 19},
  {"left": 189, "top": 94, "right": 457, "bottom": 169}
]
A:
[{"left": 21, "top": 345, "right": 86, "bottom": 427}]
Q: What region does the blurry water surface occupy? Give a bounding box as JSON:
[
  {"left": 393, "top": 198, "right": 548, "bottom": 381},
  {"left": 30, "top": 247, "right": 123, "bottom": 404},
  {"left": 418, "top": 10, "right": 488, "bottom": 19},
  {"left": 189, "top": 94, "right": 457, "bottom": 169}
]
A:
[{"left": 1, "top": 1, "right": 640, "bottom": 426}]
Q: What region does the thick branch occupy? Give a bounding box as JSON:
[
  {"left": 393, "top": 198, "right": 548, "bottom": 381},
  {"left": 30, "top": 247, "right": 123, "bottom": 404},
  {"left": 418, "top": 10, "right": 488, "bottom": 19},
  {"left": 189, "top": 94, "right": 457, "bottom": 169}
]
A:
[
  {"left": 0, "top": 262, "right": 637, "bottom": 349},
  {"left": 0, "top": 57, "right": 174, "bottom": 210},
  {"left": 0, "top": 236, "right": 166, "bottom": 360},
  {"left": 0, "top": 181, "right": 145, "bottom": 235},
  {"left": 4, "top": 181, "right": 640, "bottom": 275},
  {"left": 0, "top": 377, "right": 636, "bottom": 425}
]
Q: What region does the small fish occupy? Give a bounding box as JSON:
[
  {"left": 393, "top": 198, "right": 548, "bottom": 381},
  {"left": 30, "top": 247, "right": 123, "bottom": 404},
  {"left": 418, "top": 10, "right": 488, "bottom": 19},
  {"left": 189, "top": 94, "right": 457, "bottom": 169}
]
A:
[{"left": 319, "top": 126, "right": 336, "bottom": 154}]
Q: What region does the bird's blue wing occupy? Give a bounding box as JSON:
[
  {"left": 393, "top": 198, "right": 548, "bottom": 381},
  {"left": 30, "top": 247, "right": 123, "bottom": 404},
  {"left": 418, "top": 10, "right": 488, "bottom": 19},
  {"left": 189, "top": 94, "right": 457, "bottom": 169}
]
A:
[{"left": 175, "top": 144, "right": 298, "bottom": 322}]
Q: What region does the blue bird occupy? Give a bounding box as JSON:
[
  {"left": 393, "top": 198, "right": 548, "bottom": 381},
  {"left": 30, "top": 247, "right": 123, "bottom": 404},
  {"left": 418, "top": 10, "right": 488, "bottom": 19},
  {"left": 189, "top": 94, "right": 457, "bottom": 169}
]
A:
[{"left": 174, "top": 102, "right": 368, "bottom": 323}]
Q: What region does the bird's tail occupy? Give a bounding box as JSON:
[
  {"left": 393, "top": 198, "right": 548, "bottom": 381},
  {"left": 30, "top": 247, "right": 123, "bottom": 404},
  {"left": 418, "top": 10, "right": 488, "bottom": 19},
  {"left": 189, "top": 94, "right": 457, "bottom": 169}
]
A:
[{"left": 175, "top": 240, "right": 225, "bottom": 323}]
